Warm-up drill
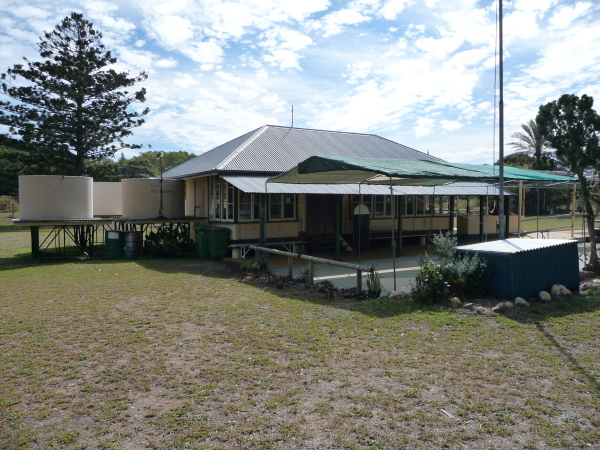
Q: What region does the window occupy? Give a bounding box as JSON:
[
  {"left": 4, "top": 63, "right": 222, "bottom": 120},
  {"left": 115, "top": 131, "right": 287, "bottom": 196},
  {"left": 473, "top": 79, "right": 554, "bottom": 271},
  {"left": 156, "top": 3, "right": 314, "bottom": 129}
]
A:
[
  {"left": 405, "top": 195, "right": 414, "bottom": 216},
  {"left": 208, "top": 176, "right": 220, "bottom": 220},
  {"left": 436, "top": 196, "right": 449, "bottom": 215},
  {"left": 239, "top": 192, "right": 254, "bottom": 220},
  {"left": 374, "top": 195, "right": 392, "bottom": 217},
  {"left": 208, "top": 176, "right": 234, "bottom": 221},
  {"left": 238, "top": 192, "right": 262, "bottom": 221},
  {"left": 269, "top": 193, "right": 296, "bottom": 220},
  {"left": 415, "top": 195, "right": 433, "bottom": 215}
]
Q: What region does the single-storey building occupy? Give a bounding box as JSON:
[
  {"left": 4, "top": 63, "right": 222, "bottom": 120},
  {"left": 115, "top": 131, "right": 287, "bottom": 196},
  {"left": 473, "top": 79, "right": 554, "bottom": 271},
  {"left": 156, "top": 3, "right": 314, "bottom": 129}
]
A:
[{"left": 163, "top": 125, "right": 520, "bottom": 256}]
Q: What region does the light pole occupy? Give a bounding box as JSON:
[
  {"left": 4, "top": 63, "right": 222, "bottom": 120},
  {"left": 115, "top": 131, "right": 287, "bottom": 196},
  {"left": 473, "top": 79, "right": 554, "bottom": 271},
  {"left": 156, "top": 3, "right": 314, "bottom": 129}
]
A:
[{"left": 156, "top": 151, "right": 164, "bottom": 217}]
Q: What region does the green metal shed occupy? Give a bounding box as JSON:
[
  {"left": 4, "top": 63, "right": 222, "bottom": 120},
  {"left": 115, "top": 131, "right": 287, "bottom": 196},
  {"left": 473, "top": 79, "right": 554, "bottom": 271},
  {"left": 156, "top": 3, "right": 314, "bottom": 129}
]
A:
[{"left": 456, "top": 239, "right": 580, "bottom": 300}]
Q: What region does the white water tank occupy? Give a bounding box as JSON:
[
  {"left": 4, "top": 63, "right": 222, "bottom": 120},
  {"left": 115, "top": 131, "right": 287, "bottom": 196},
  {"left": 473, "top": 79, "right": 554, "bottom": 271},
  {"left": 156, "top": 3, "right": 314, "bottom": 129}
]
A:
[
  {"left": 93, "top": 182, "right": 122, "bottom": 216},
  {"left": 19, "top": 175, "right": 93, "bottom": 220},
  {"left": 121, "top": 178, "right": 185, "bottom": 218}
]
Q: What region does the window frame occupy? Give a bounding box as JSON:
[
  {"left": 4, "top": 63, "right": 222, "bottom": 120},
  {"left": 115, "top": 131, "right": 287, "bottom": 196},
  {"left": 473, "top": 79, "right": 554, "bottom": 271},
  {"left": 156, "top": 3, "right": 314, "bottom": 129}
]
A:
[{"left": 268, "top": 193, "right": 297, "bottom": 221}]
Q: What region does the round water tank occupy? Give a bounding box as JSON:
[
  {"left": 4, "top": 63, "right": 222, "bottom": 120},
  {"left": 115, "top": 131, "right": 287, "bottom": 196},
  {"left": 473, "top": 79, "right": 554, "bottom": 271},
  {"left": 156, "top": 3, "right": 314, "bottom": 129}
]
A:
[
  {"left": 121, "top": 178, "right": 185, "bottom": 218},
  {"left": 19, "top": 175, "right": 93, "bottom": 220},
  {"left": 93, "top": 182, "right": 122, "bottom": 217}
]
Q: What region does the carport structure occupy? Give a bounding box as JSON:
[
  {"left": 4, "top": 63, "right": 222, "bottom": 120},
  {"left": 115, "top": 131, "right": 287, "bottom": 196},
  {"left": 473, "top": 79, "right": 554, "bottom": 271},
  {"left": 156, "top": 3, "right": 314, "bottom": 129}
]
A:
[{"left": 268, "top": 155, "right": 578, "bottom": 290}]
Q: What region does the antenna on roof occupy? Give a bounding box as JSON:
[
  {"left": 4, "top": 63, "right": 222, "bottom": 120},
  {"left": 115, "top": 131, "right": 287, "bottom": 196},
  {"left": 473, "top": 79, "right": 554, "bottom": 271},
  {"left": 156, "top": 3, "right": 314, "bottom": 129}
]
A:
[{"left": 291, "top": 105, "right": 294, "bottom": 127}]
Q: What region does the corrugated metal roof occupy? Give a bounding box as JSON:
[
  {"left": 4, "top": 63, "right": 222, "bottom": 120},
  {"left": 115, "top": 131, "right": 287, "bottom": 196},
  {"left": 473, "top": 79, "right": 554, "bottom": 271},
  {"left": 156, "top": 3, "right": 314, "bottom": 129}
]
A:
[
  {"left": 162, "top": 127, "right": 263, "bottom": 178},
  {"left": 222, "top": 176, "right": 517, "bottom": 196},
  {"left": 457, "top": 238, "right": 576, "bottom": 254},
  {"left": 163, "top": 125, "right": 438, "bottom": 178}
]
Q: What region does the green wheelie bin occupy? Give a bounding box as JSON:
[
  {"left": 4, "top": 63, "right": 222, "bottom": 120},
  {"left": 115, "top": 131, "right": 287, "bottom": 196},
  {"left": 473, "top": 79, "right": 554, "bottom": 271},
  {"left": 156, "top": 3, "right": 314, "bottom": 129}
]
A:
[
  {"left": 195, "top": 226, "right": 211, "bottom": 259},
  {"left": 208, "top": 227, "right": 231, "bottom": 260}
]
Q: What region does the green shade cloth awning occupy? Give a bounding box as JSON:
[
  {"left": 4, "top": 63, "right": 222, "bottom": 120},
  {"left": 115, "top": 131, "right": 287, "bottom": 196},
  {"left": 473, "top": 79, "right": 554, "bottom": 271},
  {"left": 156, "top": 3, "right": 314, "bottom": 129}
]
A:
[{"left": 268, "top": 156, "right": 578, "bottom": 185}]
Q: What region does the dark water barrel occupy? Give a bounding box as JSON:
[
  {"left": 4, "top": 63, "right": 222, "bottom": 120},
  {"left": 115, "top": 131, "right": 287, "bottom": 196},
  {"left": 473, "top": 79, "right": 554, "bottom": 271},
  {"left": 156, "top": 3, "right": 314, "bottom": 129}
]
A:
[
  {"left": 124, "top": 231, "right": 143, "bottom": 258},
  {"left": 105, "top": 230, "right": 125, "bottom": 258}
]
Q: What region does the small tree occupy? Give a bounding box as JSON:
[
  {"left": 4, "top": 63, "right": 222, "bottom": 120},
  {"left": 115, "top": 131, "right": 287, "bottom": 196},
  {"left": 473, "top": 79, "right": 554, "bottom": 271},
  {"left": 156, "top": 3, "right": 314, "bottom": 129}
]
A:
[
  {"left": 0, "top": 12, "right": 148, "bottom": 175},
  {"left": 507, "top": 120, "right": 557, "bottom": 170},
  {"left": 537, "top": 94, "right": 600, "bottom": 271}
]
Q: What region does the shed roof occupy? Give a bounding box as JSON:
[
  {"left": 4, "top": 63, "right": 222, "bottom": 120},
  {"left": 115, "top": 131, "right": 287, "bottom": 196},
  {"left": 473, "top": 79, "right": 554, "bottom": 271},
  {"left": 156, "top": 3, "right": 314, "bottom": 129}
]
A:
[
  {"left": 456, "top": 239, "right": 577, "bottom": 254},
  {"left": 162, "top": 125, "right": 438, "bottom": 179}
]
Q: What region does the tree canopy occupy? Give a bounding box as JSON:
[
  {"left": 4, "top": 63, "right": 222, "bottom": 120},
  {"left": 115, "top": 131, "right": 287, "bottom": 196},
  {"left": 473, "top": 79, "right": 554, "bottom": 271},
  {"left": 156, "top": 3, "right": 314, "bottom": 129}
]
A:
[
  {"left": 0, "top": 12, "right": 148, "bottom": 176},
  {"left": 537, "top": 93, "right": 600, "bottom": 271},
  {"left": 86, "top": 151, "right": 196, "bottom": 182}
]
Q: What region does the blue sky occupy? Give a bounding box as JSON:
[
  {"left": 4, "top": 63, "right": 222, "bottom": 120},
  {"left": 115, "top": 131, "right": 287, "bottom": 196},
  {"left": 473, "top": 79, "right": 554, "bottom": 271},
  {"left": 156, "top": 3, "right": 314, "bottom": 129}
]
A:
[{"left": 1, "top": 0, "right": 599, "bottom": 164}]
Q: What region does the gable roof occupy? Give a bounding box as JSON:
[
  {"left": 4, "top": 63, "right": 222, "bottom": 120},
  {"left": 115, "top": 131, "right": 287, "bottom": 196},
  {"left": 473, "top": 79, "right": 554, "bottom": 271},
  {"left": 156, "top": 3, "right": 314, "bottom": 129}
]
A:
[{"left": 162, "top": 125, "right": 438, "bottom": 179}]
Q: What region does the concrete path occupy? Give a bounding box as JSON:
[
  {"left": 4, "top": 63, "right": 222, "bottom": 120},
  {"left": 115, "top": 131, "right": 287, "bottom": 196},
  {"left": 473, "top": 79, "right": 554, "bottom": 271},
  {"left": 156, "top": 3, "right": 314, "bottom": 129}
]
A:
[{"left": 271, "top": 253, "right": 422, "bottom": 295}]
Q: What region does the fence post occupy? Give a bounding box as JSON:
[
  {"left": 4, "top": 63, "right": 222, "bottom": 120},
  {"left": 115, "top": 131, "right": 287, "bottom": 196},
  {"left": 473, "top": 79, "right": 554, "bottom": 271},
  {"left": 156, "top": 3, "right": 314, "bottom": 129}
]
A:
[
  {"left": 308, "top": 260, "right": 314, "bottom": 285},
  {"left": 288, "top": 256, "right": 293, "bottom": 277},
  {"left": 357, "top": 269, "right": 362, "bottom": 290}
]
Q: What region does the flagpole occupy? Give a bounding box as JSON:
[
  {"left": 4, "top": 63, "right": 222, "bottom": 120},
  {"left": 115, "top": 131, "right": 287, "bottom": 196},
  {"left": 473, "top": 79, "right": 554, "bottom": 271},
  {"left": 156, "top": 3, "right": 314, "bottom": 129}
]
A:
[{"left": 498, "top": 0, "right": 505, "bottom": 239}]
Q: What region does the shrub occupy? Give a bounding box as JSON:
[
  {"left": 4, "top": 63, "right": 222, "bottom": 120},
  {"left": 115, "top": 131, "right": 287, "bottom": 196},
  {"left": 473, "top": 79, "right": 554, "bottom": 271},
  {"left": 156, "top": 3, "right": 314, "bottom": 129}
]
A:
[
  {"left": 314, "top": 280, "right": 337, "bottom": 298},
  {"left": 366, "top": 268, "right": 382, "bottom": 299},
  {"left": 0, "top": 196, "right": 18, "bottom": 214},
  {"left": 241, "top": 253, "right": 269, "bottom": 274},
  {"left": 411, "top": 233, "right": 490, "bottom": 304},
  {"left": 144, "top": 226, "right": 196, "bottom": 258}
]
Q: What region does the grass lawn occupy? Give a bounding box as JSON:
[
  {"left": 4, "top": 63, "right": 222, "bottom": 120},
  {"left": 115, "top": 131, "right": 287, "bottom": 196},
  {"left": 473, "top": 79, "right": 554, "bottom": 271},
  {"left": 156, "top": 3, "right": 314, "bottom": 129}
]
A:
[{"left": 1, "top": 213, "right": 599, "bottom": 449}]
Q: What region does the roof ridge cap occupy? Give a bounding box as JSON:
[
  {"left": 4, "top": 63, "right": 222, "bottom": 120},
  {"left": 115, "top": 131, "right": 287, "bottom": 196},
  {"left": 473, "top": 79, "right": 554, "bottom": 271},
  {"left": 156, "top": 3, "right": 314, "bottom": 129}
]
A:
[
  {"left": 217, "top": 125, "right": 269, "bottom": 170},
  {"left": 266, "top": 124, "right": 379, "bottom": 138}
]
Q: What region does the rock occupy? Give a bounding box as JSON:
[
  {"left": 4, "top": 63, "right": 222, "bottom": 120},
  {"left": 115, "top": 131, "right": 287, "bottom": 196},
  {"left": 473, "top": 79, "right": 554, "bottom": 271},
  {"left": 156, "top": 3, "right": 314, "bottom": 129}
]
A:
[
  {"left": 462, "top": 302, "right": 475, "bottom": 310},
  {"left": 474, "top": 306, "right": 488, "bottom": 315},
  {"left": 580, "top": 281, "right": 600, "bottom": 292},
  {"left": 449, "top": 297, "right": 462, "bottom": 307},
  {"left": 503, "top": 301, "right": 515, "bottom": 310},
  {"left": 515, "top": 297, "right": 530, "bottom": 307},
  {"left": 492, "top": 302, "right": 506, "bottom": 313},
  {"left": 538, "top": 291, "right": 552, "bottom": 302},
  {"left": 389, "top": 291, "right": 411, "bottom": 300},
  {"left": 551, "top": 284, "right": 572, "bottom": 302}
]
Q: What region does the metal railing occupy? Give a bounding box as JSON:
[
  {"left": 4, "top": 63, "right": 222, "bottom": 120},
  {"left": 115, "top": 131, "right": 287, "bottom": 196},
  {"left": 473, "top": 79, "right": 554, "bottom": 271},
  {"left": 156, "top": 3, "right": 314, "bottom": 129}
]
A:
[
  {"left": 249, "top": 245, "right": 374, "bottom": 290},
  {"left": 519, "top": 214, "right": 575, "bottom": 238}
]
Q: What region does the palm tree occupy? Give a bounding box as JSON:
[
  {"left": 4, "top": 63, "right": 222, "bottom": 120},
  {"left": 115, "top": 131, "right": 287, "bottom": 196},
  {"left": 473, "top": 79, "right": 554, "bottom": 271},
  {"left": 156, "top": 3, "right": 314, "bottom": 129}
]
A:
[{"left": 508, "top": 119, "right": 548, "bottom": 160}]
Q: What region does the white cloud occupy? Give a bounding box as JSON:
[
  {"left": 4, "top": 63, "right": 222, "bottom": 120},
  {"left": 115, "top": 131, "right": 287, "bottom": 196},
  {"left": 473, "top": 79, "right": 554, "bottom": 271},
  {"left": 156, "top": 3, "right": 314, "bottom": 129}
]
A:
[
  {"left": 404, "top": 23, "right": 424, "bottom": 38},
  {"left": 379, "top": 0, "right": 413, "bottom": 20},
  {"left": 151, "top": 15, "right": 195, "bottom": 48},
  {"left": 258, "top": 27, "right": 313, "bottom": 70},
  {"left": 549, "top": 2, "right": 592, "bottom": 29},
  {"left": 155, "top": 58, "right": 178, "bottom": 68},
  {"left": 414, "top": 117, "right": 436, "bottom": 137},
  {"left": 346, "top": 61, "right": 372, "bottom": 84},
  {"left": 309, "top": 8, "right": 370, "bottom": 37},
  {"left": 440, "top": 119, "right": 463, "bottom": 131},
  {"left": 84, "top": 0, "right": 135, "bottom": 37},
  {"left": 184, "top": 39, "right": 225, "bottom": 65}
]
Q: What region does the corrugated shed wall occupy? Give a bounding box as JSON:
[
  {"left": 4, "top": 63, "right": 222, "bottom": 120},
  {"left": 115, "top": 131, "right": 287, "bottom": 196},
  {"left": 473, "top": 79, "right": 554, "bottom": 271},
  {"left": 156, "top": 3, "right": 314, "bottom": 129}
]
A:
[{"left": 456, "top": 240, "right": 579, "bottom": 299}]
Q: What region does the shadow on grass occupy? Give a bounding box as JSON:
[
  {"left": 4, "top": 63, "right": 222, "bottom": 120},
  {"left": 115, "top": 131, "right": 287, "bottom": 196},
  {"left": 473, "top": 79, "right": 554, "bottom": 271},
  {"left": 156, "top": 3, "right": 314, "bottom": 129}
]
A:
[
  {"left": 506, "top": 294, "right": 600, "bottom": 324},
  {"left": 0, "top": 252, "right": 238, "bottom": 283},
  {"left": 0, "top": 226, "right": 28, "bottom": 234},
  {"left": 536, "top": 320, "right": 600, "bottom": 396}
]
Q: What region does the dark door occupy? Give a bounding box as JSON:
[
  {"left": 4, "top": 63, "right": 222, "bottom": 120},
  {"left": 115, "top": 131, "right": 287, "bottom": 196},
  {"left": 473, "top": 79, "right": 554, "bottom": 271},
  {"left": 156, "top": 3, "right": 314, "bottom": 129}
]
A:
[{"left": 306, "top": 194, "right": 336, "bottom": 237}]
